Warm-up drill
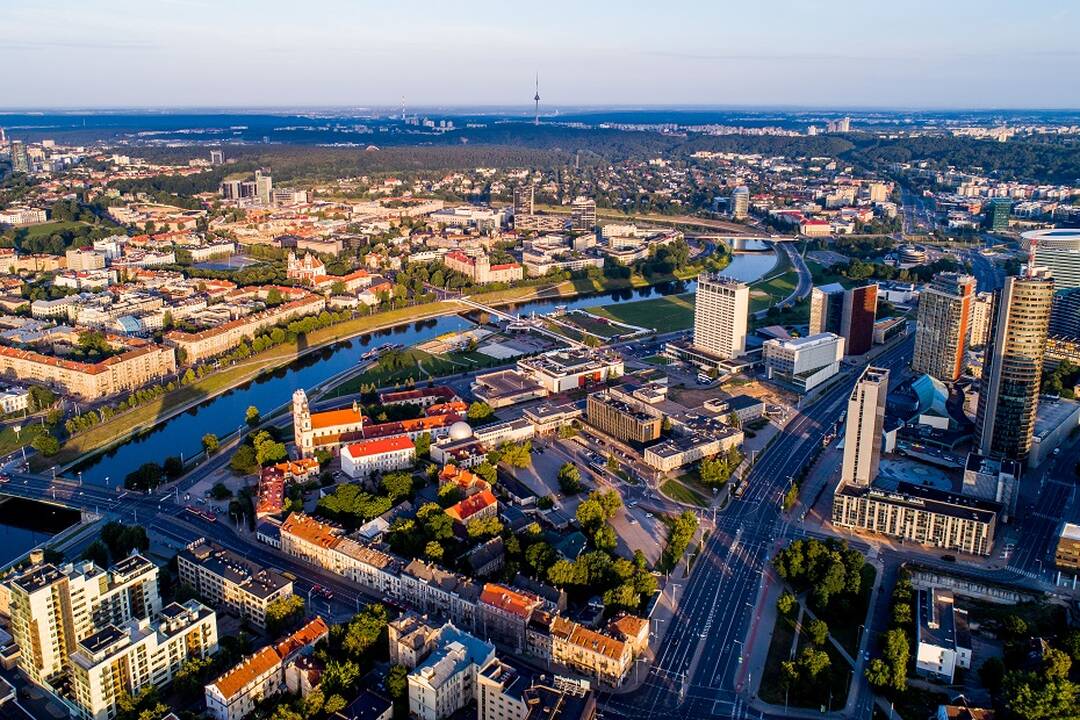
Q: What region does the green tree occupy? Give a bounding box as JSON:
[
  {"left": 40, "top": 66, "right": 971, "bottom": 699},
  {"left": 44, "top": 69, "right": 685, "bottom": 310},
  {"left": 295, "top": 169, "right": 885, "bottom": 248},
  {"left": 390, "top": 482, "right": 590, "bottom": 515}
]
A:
[
  {"left": 776, "top": 591, "right": 797, "bottom": 616},
  {"left": 209, "top": 482, "right": 232, "bottom": 501},
  {"left": 466, "top": 401, "right": 494, "bottom": 423},
  {"left": 806, "top": 618, "right": 829, "bottom": 647},
  {"left": 31, "top": 433, "right": 60, "bottom": 456},
  {"left": 265, "top": 595, "right": 305, "bottom": 636},
  {"left": 865, "top": 658, "right": 892, "bottom": 689},
  {"left": 202, "top": 433, "right": 220, "bottom": 454},
  {"left": 381, "top": 472, "right": 413, "bottom": 501},
  {"left": 115, "top": 687, "right": 168, "bottom": 720},
  {"left": 245, "top": 405, "right": 261, "bottom": 426},
  {"left": 341, "top": 604, "right": 388, "bottom": 660},
  {"left": 797, "top": 647, "right": 831, "bottom": 679},
  {"left": 414, "top": 432, "right": 431, "bottom": 459},
  {"left": 882, "top": 628, "right": 910, "bottom": 691},
  {"left": 500, "top": 441, "right": 532, "bottom": 468},
  {"left": 425, "top": 541, "right": 444, "bottom": 562},
  {"left": 474, "top": 461, "right": 497, "bottom": 485},
  {"left": 979, "top": 656, "right": 1006, "bottom": 695},
  {"left": 467, "top": 516, "right": 503, "bottom": 540},
  {"left": 557, "top": 462, "right": 583, "bottom": 495},
  {"left": 83, "top": 540, "right": 110, "bottom": 568},
  {"left": 387, "top": 664, "right": 408, "bottom": 699},
  {"left": 230, "top": 444, "right": 258, "bottom": 474},
  {"left": 1003, "top": 672, "right": 1080, "bottom": 720},
  {"left": 252, "top": 430, "right": 287, "bottom": 466},
  {"left": 1044, "top": 647, "right": 1073, "bottom": 680}
]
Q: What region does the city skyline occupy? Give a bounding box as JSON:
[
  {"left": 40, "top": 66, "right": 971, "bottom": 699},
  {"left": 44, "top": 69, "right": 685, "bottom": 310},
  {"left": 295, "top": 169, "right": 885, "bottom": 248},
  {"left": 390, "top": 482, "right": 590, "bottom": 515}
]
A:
[{"left": 3, "top": 0, "right": 1080, "bottom": 109}]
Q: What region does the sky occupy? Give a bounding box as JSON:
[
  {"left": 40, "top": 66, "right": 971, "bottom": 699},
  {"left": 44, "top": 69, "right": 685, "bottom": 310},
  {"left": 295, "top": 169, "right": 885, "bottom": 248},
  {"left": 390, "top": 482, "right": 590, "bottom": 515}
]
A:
[{"left": 3, "top": 0, "right": 1079, "bottom": 109}]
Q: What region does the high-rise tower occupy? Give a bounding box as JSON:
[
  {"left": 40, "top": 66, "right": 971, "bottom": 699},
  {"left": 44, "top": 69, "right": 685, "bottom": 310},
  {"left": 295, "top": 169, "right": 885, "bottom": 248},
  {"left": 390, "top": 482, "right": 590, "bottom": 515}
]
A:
[
  {"left": 693, "top": 272, "right": 750, "bottom": 360},
  {"left": 534, "top": 74, "right": 540, "bottom": 126},
  {"left": 912, "top": 272, "right": 977, "bottom": 382},
  {"left": 975, "top": 268, "right": 1054, "bottom": 461},
  {"left": 840, "top": 366, "right": 890, "bottom": 487}
]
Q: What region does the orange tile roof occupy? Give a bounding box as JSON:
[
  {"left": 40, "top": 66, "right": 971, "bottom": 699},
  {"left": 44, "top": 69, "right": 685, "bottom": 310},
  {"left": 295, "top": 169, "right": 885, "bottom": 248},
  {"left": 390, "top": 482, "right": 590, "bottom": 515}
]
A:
[
  {"left": 211, "top": 646, "right": 281, "bottom": 700},
  {"left": 446, "top": 489, "right": 497, "bottom": 523},
  {"left": 344, "top": 435, "right": 415, "bottom": 458},
  {"left": 310, "top": 407, "right": 364, "bottom": 430},
  {"left": 480, "top": 583, "right": 540, "bottom": 620},
  {"left": 553, "top": 617, "right": 628, "bottom": 662},
  {"left": 275, "top": 617, "right": 329, "bottom": 660},
  {"left": 607, "top": 614, "right": 648, "bottom": 641},
  {"left": 426, "top": 401, "right": 468, "bottom": 417},
  {"left": 281, "top": 512, "right": 340, "bottom": 549}
]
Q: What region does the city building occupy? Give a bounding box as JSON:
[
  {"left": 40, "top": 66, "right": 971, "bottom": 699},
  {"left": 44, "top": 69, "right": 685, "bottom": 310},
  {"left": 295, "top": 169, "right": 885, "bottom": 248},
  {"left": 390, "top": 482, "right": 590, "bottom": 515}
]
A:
[
  {"left": 840, "top": 366, "right": 889, "bottom": 487},
  {"left": 961, "top": 454, "right": 1021, "bottom": 520},
  {"left": 443, "top": 250, "right": 524, "bottom": 284},
  {"left": 986, "top": 197, "right": 1011, "bottom": 231},
  {"left": 176, "top": 539, "right": 293, "bottom": 629},
  {"left": 570, "top": 197, "right": 596, "bottom": 231},
  {"left": 279, "top": 513, "right": 402, "bottom": 596},
  {"left": 763, "top": 332, "right": 845, "bottom": 392},
  {"left": 472, "top": 349, "right": 624, "bottom": 409},
  {"left": 204, "top": 617, "right": 329, "bottom": 720},
  {"left": 286, "top": 252, "right": 326, "bottom": 283},
  {"left": 70, "top": 601, "right": 218, "bottom": 720},
  {"left": 513, "top": 186, "right": 535, "bottom": 218},
  {"left": 1055, "top": 522, "right": 1080, "bottom": 574},
  {"left": 1050, "top": 287, "right": 1080, "bottom": 341},
  {"left": 1022, "top": 229, "right": 1080, "bottom": 291},
  {"left": 969, "top": 292, "right": 994, "bottom": 348},
  {"left": 209, "top": 149, "right": 224, "bottom": 165},
  {"left": 340, "top": 436, "right": 416, "bottom": 478},
  {"left": 408, "top": 627, "right": 496, "bottom": 720},
  {"left": 388, "top": 613, "right": 442, "bottom": 670},
  {"left": 832, "top": 482, "right": 1000, "bottom": 555},
  {"left": 841, "top": 283, "right": 878, "bottom": 356},
  {"left": 912, "top": 273, "right": 976, "bottom": 382},
  {"left": 730, "top": 186, "right": 750, "bottom": 220},
  {"left": 975, "top": 269, "right": 1054, "bottom": 462},
  {"left": 255, "top": 168, "right": 273, "bottom": 205},
  {"left": 478, "top": 584, "right": 543, "bottom": 653},
  {"left": 65, "top": 248, "right": 106, "bottom": 271},
  {"left": 643, "top": 425, "right": 743, "bottom": 472},
  {"left": 585, "top": 390, "right": 662, "bottom": 443},
  {"left": 6, "top": 555, "right": 162, "bottom": 686},
  {"left": 693, "top": 272, "right": 749, "bottom": 360},
  {"left": 810, "top": 283, "right": 846, "bottom": 336},
  {"left": 915, "top": 588, "right": 971, "bottom": 684}
]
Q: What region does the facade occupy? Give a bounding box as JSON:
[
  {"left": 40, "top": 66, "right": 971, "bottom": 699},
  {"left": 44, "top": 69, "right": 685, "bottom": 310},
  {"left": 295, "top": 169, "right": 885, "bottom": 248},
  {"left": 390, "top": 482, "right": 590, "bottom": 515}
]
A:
[
  {"left": 408, "top": 628, "right": 496, "bottom": 720},
  {"left": 730, "top": 186, "right": 750, "bottom": 220},
  {"left": 176, "top": 539, "right": 293, "bottom": 629},
  {"left": 279, "top": 513, "right": 402, "bottom": 596},
  {"left": 693, "top": 272, "right": 749, "bottom": 360},
  {"left": 975, "top": 269, "right": 1054, "bottom": 461},
  {"left": 340, "top": 436, "right": 416, "bottom": 478},
  {"left": 443, "top": 250, "right": 524, "bottom": 285},
  {"left": 841, "top": 283, "right": 878, "bottom": 356},
  {"left": 65, "top": 249, "right": 106, "bottom": 271},
  {"left": 1054, "top": 522, "right": 1080, "bottom": 572},
  {"left": 515, "top": 349, "right": 624, "bottom": 394},
  {"left": 570, "top": 197, "right": 596, "bottom": 231},
  {"left": 810, "top": 283, "right": 846, "bottom": 336},
  {"left": 70, "top": 601, "right": 218, "bottom": 720},
  {"left": 832, "top": 482, "right": 999, "bottom": 555},
  {"left": 968, "top": 291, "right": 994, "bottom": 348},
  {"left": 915, "top": 588, "right": 971, "bottom": 683},
  {"left": 840, "top": 366, "right": 889, "bottom": 487},
  {"left": 477, "top": 584, "right": 542, "bottom": 653},
  {"left": 1050, "top": 287, "right": 1080, "bottom": 341},
  {"left": 204, "top": 617, "right": 328, "bottom": 720},
  {"left": 286, "top": 252, "right": 326, "bottom": 283},
  {"left": 513, "top": 185, "right": 535, "bottom": 218},
  {"left": 912, "top": 273, "right": 977, "bottom": 382},
  {"left": 763, "top": 332, "right": 844, "bottom": 392},
  {"left": 585, "top": 390, "right": 662, "bottom": 443},
  {"left": 388, "top": 613, "right": 442, "bottom": 670},
  {"left": 643, "top": 427, "right": 743, "bottom": 472},
  {"left": 986, "top": 197, "right": 1011, "bottom": 232},
  {"left": 0, "top": 340, "right": 176, "bottom": 401},
  {"left": 1021, "top": 229, "right": 1080, "bottom": 290},
  {"left": 6, "top": 556, "right": 162, "bottom": 686}
]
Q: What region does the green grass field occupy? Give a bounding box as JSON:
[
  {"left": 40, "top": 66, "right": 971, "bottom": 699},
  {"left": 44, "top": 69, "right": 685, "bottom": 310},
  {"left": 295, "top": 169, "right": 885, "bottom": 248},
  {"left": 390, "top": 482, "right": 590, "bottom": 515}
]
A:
[
  {"left": 586, "top": 293, "right": 696, "bottom": 333},
  {"left": 564, "top": 313, "right": 627, "bottom": 339},
  {"left": 0, "top": 423, "right": 49, "bottom": 457},
  {"left": 660, "top": 479, "right": 708, "bottom": 506},
  {"left": 20, "top": 220, "right": 89, "bottom": 240}
]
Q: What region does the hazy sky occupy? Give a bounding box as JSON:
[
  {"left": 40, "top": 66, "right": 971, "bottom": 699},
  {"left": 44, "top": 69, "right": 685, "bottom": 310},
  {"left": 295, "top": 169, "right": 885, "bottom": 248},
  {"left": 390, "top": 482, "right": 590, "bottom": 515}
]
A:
[{"left": 4, "top": 0, "right": 1079, "bottom": 109}]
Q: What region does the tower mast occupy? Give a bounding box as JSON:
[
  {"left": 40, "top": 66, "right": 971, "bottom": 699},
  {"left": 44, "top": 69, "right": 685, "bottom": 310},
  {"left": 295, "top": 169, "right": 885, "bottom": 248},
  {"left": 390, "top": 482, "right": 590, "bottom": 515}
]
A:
[{"left": 534, "top": 74, "right": 540, "bottom": 126}]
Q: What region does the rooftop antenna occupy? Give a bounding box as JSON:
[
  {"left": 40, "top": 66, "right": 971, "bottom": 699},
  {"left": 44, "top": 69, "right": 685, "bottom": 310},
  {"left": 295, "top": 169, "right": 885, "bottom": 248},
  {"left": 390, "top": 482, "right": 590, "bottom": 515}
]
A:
[{"left": 534, "top": 74, "right": 540, "bottom": 126}]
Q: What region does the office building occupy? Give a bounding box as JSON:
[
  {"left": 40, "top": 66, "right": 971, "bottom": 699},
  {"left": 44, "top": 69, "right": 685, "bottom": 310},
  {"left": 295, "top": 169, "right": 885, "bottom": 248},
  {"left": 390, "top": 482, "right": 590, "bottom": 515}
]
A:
[
  {"left": 986, "top": 198, "right": 1011, "bottom": 232},
  {"left": 1050, "top": 287, "right": 1080, "bottom": 341},
  {"left": 832, "top": 481, "right": 999, "bottom": 555},
  {"left": 969, "top": 292, "right": 994, "bottom": 348},
  {"left": 255, "top": 168, "right": 273, "bottom": 205},
  {"left": 693, "top": 272, "right": 749, "bottom": 359},
  {"left": 763, "top": 332, "right": 845, "bottom": 393},
  {"left": 570, "top": 197, "right": 596, "bottom": 231},
  {"left": 176, "top": 540, "right": 293, "bottom": 629},
  {"left": 1054, "top": 522, "right": 1080, "bottom": 573},
  {"left": 962, "top": 454, "right": 1021, "bottom": 520},
  {"left": 209, "top": 149, "right": 224, "bottom": 165},
  {"left": 840, "top": 366, "right": 889, "bottom": 487},
  {"left": 825, "top": 117, "right": 851, "bottom": 133},
  {"left": 6, "top": 555, "right": 162, "bottom": 686},
  {"left": 1023, "top": 229, "right": 1080, "bottom": 292},
  {"left": 585, "top": 390, "right": 662, "bottom": 444},
  {"left": 730, "top": 186, "right": 750, "bottom": 220},
  {"left": 810, "top": 283, "right": 846, "bottom": 336},
  {"left": 340, "top": 436, "right": 416, "bottom": 477},
  {"left": 513, "top": 185, "right": 535, "bottom": 217},
  {"left": 975, "top": 269, "right": 1054, "bottom": 461},
  {"left": 71, "top": 601, "right": 218, "bottom": 720},
  {"left": 867, "top": 182, "right": 889, "bottom": 203},
  {"left": 477, "top": 660, "right": 596, "bottom": 720},
  {"left": 914, "top": 588, "right": 971, "bottom": 684},
  {"left": 912, "top": 273, "right": 977, "bottom": 382},
  {"left": 841, "top": 283, "right": 878, "bottom": 356}
]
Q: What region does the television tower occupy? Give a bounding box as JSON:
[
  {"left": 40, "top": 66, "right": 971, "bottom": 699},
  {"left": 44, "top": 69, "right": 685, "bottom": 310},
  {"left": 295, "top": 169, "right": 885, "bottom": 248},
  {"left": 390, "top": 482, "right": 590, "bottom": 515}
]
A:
[
  {"left": 401, "top": 95, "right": 406, "bottom": 122},
  {"left": 533, "top": 74, "right": 540, "bottom": 126}
]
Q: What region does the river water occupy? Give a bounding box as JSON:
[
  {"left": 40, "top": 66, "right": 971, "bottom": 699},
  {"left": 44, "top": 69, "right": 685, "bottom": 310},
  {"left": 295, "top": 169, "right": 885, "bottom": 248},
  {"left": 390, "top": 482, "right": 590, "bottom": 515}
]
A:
[{"left": 68, "top": 250, "right": 776, "bottom": 485}]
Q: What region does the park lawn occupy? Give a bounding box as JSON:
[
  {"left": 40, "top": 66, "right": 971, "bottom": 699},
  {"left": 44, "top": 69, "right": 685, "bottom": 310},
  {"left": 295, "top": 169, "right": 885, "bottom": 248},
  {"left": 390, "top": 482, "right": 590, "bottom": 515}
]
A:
[
  {"left": 20, "top": 220, "right": 89, "bottom": 240},
  {"left": 749, "top": 272, "right": 797, "bottom": 312},
  {"left": 808, "top": 260, "right": 852, "bottom": 289},
  {"left": 34, "top": 301, "right": 460, "bottom": 470},
  {"left": 586, "top": 293, "right": 696, "bottom": 333},
  {"left": 759, "top": 614, "right": 799, "bottom": 706},
  {"left": 749, "top": 298, "right": 810, "bottom": 332},
  {"left": 642, "top": 355, "right": 671, "bottom": 366},
  {"left": 816, "top": 563, "right": 878, "bottom": 656},
  {"left": 660, "top": 479, "right": 708, "bottom": 507},
  {"left": 564, "top": 313, "right": 627, "bottom": 339},
  {"left": 0, "top": 423, "right": 50, "bottom": 457}
]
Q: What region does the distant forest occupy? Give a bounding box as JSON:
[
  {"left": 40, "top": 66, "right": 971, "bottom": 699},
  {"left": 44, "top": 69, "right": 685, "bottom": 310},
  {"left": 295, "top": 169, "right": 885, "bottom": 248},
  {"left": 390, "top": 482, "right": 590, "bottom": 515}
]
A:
[{"left": 116, "top": 124, "right": 1080, "bottom": 186}]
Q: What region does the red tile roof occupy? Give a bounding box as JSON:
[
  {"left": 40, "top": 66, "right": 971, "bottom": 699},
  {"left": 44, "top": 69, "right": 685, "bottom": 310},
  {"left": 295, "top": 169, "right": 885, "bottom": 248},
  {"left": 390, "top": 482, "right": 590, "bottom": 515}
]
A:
[
  {"left": 343, "top": 435, "right": 415, "bottom": 458},
  {"left": 480, "top": 583, "right": 540, "bottom": 620},
  {"left": 446, "top": 489, "right": 497, "bottom": 523}
]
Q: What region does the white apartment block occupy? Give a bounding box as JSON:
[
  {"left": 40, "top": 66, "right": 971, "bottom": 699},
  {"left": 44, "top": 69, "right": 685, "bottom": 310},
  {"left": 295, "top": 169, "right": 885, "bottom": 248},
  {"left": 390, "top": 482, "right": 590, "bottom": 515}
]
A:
[
  {"left": 6, "top": 556, "right": 162, "bottom": 686},
  {"left": 69, "top": 601, "right": 218, "bottom": 720},
  {"left": 693, "top": 272, "right": 749, "bottom": 359},
  {"left": 408, "top": 629, "right": 495, "bottom": 720},
  {"left": 840, "top": 366, "right": 889, "bottom": 487}
]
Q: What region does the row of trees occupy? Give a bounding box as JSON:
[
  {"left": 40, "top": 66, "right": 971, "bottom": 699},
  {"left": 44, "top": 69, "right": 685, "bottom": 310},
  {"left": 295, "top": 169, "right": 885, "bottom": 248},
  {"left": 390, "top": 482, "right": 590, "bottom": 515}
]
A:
[
  {"left": 772, "top": 537, "right": 865, "bottom": 609},
  {"left": 661, "top": 510, "right": 699, "bottom": 572}
]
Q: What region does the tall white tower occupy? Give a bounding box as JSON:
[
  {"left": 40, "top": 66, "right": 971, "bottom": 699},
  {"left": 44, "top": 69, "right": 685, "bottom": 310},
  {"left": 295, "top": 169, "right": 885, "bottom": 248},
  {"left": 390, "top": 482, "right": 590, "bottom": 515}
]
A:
[{"left": 534, "top": 74, "right": 540, "bottom": 126}]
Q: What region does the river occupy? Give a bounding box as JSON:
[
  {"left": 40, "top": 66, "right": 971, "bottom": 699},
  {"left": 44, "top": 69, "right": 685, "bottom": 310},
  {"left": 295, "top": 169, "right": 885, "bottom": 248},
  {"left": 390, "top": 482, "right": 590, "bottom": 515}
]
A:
[{"left": 68, "top": 249, "right": 776, "bottom": 486}]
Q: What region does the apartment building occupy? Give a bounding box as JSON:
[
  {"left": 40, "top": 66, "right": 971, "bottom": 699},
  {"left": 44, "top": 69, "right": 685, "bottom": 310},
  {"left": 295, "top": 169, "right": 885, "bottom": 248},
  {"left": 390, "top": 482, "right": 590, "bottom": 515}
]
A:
[
  {"left": 585, "top": 390, "right": 662, "bottom": 444},
  {"left": 408, "top": 628, "right": 496, "bottom": 720},
  {"left": 693, "top": 272, "right": 749, "bottom": 360},
  {"left": 388, "top": 613, "right": 443, "bottom": 669},
  {"left": 912, "top": 273, "right": 976, "bottom": 382},
  {"left": 968, "top": 291, "right": 994, "bottom": 348},
  {"left": 69, "top": 601, "right": 218, "bottom": 720},
  {"left": 204, "top": 617, "right": 328, "bottom": 720},
  {"left": 0, "top": 339, "right": 176, "bottom": 401},
  {"left": 65, "top": 248, "right": 106, "bottom": 271},
  {"left": 176, "top": 539, "right": 293, "bottom": 629},
  {"left": 915, "top": 588, "right": 972, "bottom": 683},
  {"left": 279, "top": 513, "right": 402, "bottom": 597},
  {"left": 570, "top": 197, "right": 596, "bottom": 231},
  {"left": 6, "top": 555, "right": 162, "bottom": 686},
  {"left": 547, "top": 616, "right": 632, "bottom": 688},
  {"left": 840, "top": 366, "right": 889, "bottom": 488},
  {"left": 477, "top": 584, "right": 543, "bottom": 653}
]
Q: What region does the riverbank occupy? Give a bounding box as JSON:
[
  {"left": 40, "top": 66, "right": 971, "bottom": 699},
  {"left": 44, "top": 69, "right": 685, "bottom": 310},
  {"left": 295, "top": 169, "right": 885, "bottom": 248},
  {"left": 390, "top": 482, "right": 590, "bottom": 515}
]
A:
[{"left": 35, "top": 269, "right": 711, "bottom": 473}]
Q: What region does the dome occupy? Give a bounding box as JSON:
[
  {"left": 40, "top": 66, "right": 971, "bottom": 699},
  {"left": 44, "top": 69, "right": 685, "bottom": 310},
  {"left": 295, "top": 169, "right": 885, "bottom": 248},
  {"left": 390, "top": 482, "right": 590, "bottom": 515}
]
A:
[{"left": 449, "top": 421, "right": 473, "bottom": 441}]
